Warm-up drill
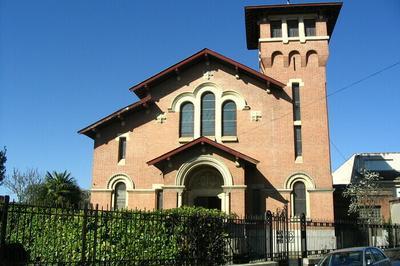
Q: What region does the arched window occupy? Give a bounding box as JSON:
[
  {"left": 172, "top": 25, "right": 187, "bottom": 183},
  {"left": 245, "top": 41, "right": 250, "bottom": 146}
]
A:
[
  {"left": 222, "top": 101, "right": 236, "bottom": 136},
  {"left": 180, "top": 102, "right": 194, "bottom": 137},
  {"left": 114, "top": 182, "right": 126, "bottom": 210},
  {"left": 293, "top": 181, "right": 306, "bottom": 216},
  {"left": 201, "top": 92, "right": 215, "bottom": 136}
]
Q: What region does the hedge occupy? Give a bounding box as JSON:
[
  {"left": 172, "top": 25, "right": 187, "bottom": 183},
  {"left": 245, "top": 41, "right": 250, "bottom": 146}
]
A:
[{"left": 3, "top": 204, "right": 230, "bottom": 265}]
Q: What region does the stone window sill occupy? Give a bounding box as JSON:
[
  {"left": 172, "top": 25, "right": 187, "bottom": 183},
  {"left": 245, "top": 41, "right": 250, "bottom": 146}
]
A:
[
  {"left": 221, "top": 136, "right": 238, "bottom": 142},
  {"left": 179, "top": 137, "right": 194, "bottom": 143},
  {"left": 295, "top": 156, "right": 303, "bottom": 164}
]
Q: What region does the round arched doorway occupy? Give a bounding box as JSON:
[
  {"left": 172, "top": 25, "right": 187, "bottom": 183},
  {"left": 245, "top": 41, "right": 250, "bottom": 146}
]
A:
[{"left": 183, "top": 166, "right": 224, "bottom": 210}]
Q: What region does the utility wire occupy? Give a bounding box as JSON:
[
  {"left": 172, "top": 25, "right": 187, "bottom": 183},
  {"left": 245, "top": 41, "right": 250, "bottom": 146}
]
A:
[
  {"left": 330, "top": 140, "right": 347, "bottom": 162},
  {"left": 238, "top": 60, "right": 400, "bottom": 137},
  {"left": 234, "top": 60, "right": 400, "bottom": 167}
]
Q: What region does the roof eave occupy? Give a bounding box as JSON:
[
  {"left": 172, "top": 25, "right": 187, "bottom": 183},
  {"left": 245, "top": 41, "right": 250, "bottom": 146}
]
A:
[
  {"left": 147, "top": 137, "right": 259, "bottom": 166},
  {"left": 78, "top": 95, "right": 152, "bottom": 138}
]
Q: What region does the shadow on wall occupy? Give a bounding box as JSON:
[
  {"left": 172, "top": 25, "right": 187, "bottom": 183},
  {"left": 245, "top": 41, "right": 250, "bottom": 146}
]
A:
[{"left": 246, "top": 166, "right": 288, "bottom": 215}]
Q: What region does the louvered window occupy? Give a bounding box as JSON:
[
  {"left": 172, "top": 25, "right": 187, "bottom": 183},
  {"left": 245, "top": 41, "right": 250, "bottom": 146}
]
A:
[
  {"left": 270, "top": 20, "right": 282, "bottom": 38},
  {"left": 304, "top": 19, "right": 316, "bottom": 37},
  {"left": 287, "top": 20, "right": 299, "bottom": 37}
]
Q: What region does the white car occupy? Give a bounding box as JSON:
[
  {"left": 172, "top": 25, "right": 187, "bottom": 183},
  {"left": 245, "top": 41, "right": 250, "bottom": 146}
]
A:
[{"left": 317, "top": 247, "right": 391, "bottom": 266}]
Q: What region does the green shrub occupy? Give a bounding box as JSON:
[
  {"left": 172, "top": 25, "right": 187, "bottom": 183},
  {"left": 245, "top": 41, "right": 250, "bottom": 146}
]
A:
[{"left": 4, "top": 204, "right": 229, "bottom": 265}]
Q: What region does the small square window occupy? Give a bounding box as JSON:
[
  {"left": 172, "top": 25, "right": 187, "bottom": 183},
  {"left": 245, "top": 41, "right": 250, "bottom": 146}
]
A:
[
  {"left": 287, "top": 20, "right": 299, "bottom": 37},
  {"left": 270, "top": 21, "right": 282, "bottom": 38},
  {"left": 304, "top": 19, "right": 316, "bottom": 36}
]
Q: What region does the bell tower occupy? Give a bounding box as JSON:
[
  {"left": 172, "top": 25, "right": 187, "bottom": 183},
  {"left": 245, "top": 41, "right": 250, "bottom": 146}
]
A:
[
  {"left": 245, "top": 2, "right": 341, "bottom": 80},
  {"left": 245, "top": 3, "right": 342, "bottom": 218}
]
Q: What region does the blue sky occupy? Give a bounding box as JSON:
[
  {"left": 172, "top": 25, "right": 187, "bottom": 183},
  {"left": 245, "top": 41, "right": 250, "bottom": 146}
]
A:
[{"left": 1, "top": 0, "right": 399, "bottom": 194}]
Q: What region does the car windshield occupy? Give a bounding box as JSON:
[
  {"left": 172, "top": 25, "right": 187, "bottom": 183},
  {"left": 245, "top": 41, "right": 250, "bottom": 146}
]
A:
[{"left": 331, "top": 251, "right": 363, "bottom": 266}]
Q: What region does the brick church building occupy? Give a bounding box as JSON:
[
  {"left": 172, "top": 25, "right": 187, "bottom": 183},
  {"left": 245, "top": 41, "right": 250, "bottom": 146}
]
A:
[{"left": 79, "top": 2, "right": 342, "bottom": 219}]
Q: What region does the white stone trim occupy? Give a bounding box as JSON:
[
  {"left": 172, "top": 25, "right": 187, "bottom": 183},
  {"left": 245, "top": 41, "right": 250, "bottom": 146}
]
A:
[
  {"left": 152, "top": 184, "right": 163, "bottom": 190},
  {"left": 284, "top": 172, "right": 316, "bottom": 218},
  {"left": 286, "top": 79, "right": 305, "bottom": 87},
  {"left": 170, "top": 82, "right": 246, "bottom": 142},
  {"left": 115, "top": 132, "right": 130, "bottom": 166},
  {"left": 221, "top": 136, "right": 238, "bottom": 142},
  {"left": 282, "top": 19, "right": 288, "bottom": 43},
  {"left": 162, "top": 185, "right": 185, "bottom": 191},
  {"left": 175, "top": 155, "right": 234, "bottom": 213},
  {"left": 107, "top": 173, "right": 135, "bottom": 190},
  {"left": 175, "top": 155, "right": 233, "bottom": 187},
  {"left": 178, "top": 137, "right": 194, "bottom": 143},
  {"left": 259, "top": 36, "right": 329, "bottom": 43},
  {"left": 221, "top": 90, "right": 247, "bottom": 110},
  {"left": 284, "top": 172, "right": 316, "bottom": 190},
  {"left": 114, "top": 132, "right": 130, "bottom": 141},
  {"left": 222, "top": 185, "right": 247, "bottom": 192},
  {"left": 295, "top": 156, "right": 303, "bottom": 164},
  {"left": 107, "top": 173, "right": 134, "bottom": 209}
]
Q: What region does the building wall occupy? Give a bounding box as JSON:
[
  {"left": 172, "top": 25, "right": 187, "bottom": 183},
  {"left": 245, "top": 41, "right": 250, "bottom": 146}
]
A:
[
  {"left": 89, "top": 57, "right": 333, "bottom": 219},
  {"left": 390, "top": 199, "right": 400, "bottom": 224},
  {"left": 87, "top": 13, "right": 336, "bottom": 219}
]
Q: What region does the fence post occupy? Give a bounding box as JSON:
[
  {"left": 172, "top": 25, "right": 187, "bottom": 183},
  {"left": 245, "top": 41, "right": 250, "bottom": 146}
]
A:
[
  {"left": 266, "top": 211, "right": 273, "bottom": 261},
  {"left": 0, "top": 195, "right": 10, "bottom": 246},
  {"left": 92, "top": 204, "right": 99, "bottom": 264},
  {"left": 80, "top": 204, "right": 89, "bottom": 265},
  {"left": 300, "top": 213, "right": 307, "bottom": 259}
]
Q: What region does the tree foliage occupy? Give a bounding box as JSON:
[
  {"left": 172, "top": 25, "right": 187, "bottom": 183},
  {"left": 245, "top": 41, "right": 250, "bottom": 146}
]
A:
[
  {"left": 0, "top": 146, "right": 6, "bottom": 184},
  {"left": 343, "top": 169, "right": 382, "bottom": 222},
  {"left": 28, "top": 170, "right": 83, "bottom": 206},
  {"left": 4, "top": 168, "right": 42, "bottom": 202}
]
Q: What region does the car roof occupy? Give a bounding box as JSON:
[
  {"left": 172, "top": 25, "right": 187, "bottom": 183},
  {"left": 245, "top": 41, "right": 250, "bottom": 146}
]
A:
[{"left": 330, "top": 247, "right": 378, "bottom": 254}]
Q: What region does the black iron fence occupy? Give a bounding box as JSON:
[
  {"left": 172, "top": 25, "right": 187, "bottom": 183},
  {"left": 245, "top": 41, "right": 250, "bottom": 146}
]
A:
[{"left": 1, "top": 196, "right": 400, "bottom": 265}]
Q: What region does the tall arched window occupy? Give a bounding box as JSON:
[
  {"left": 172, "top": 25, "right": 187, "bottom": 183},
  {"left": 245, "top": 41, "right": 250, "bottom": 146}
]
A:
[
  {"left": 201, "top": 92, "right": 215, "bottom": 136},
  {"left": 180, "top": 102, "right": 194, "bottom": 137},
  {"left": 293, "top": 181, "right": 306, "bottom": 216},
  {"left": 114, "top": 182, "right": 126, "bottom": 210},
  {"left": 222, "top": 101, "right": 236, "bottom": 136}
]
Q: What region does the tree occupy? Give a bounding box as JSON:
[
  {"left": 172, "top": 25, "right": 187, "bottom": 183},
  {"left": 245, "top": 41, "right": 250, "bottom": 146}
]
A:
[
  {"left": 343, "top": 169, "right": 382, "bottom": 223},
  {"left": 31, "top": 170, "right": 82, "bottom": 206},
  {"left": 4, "top": 168, "right": 42, "bottom": 202},
  {"left": 0, "top": 147, "right": 6, "bottom": 184}
]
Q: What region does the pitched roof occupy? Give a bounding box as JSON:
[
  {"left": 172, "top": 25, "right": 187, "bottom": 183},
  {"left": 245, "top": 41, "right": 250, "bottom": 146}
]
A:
[
  {"left": 245, "top": 2, "right": 343, "bottom": 49},
  {"left": 147, "top": 137, "right": 259, "bottom": 166},
  {"left": 129, "top": 48, "right": 285, "bottom": 99},
  {"left": 78, "top": 95, "right": 152, "bottom": 138},
  {"left": 78, "top": 48, "right": 285, "bottom": 138}
]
